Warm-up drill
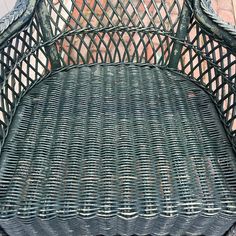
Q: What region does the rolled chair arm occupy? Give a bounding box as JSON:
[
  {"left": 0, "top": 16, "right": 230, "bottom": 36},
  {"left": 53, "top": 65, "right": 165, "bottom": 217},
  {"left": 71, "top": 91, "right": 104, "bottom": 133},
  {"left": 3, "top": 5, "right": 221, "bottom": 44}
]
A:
[
  {"left": 192, "top": 0, "right": 236, "bottom": 51},
  {"left": 0, "top": 0, "right": 37, "bottom": 46}
]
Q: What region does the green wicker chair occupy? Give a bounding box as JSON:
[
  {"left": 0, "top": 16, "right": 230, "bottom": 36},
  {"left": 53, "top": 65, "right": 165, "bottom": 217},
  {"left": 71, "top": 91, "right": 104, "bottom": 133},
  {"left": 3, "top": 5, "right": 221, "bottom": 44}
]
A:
[{"left": 0, "top": 0, "right": 235, "bottom": 235}]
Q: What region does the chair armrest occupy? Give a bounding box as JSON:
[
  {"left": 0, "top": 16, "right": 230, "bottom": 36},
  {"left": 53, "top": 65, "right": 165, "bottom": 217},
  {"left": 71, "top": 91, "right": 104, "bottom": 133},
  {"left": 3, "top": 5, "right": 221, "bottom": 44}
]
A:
[
  {"left": 178, "top": 0, "right": 236, "bottom": 148},
  {"left": 0, "top": 0, "right": 37, "bottom": 47},
  {"left": 0, "top": 0, "right": 49, "bottom": 143},
  {"left": 193, "top": 0, "right": 236, "bottom": 51}
]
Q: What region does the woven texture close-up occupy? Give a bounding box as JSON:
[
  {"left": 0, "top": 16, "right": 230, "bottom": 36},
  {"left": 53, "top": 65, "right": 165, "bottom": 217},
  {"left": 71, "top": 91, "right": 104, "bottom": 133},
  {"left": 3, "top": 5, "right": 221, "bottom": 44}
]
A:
[
  {"left": 0, "top": 0, "right": 236, "bottom": 235},
  {"left": 0, "top": 65, "right": 235, "bottom": 236}
]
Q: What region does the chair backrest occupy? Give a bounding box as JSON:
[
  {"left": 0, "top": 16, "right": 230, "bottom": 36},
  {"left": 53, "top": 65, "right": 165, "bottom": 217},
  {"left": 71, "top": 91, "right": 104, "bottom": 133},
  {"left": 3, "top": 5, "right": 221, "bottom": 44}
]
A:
[
  {"left": 47, "top": 0, "right": 184, "bottom": 33},
  {"left": 38, "top": 0, "right": 186, "bottom": 66}
]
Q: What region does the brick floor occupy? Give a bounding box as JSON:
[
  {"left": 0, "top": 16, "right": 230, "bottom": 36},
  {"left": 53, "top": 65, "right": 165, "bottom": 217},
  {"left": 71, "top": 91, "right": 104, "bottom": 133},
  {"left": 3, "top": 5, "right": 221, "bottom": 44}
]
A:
[{"left": 212, "top": 0, "right": 236, "bottom": 25}]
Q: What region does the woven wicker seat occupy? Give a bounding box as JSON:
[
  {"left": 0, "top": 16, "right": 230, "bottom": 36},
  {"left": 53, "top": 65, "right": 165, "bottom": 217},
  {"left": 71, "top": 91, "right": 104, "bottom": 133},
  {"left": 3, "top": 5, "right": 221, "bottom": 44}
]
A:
[
  {"left": 0, "top": 64, "right": 235, "bottom": 236},
  {"left": 0, "top": 0, "right": 236, "bottom": 235}
]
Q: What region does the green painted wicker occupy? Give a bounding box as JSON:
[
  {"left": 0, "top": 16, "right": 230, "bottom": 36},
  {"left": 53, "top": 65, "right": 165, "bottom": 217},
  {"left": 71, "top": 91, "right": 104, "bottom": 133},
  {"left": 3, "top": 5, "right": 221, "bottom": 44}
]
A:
[{"left": 0, "top": 0, "right": 236, "bottom": 236}]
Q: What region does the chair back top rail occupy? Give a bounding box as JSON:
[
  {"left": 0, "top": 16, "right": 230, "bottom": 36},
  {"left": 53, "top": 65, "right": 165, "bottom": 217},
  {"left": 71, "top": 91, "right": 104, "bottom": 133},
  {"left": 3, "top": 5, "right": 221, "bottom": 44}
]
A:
[{"left": 0, "top": 0, "right": 235, "bottom": 50}]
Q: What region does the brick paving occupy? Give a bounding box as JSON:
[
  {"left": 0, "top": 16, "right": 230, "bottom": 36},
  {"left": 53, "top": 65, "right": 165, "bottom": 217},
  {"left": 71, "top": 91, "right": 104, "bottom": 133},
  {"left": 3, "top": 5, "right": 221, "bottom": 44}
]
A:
[{"left": 212, "top": 0, "right": 236, "bottom": 25}]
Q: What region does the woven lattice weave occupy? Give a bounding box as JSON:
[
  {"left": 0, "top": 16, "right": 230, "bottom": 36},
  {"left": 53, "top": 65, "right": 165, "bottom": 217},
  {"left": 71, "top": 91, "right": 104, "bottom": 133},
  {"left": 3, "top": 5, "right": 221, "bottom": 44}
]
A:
[
  {"left": 1, "top": 0, "right": 236, "bottom": 235},
  {"left": 0, "top": 65, "right": 235, "bottom": 236}
]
